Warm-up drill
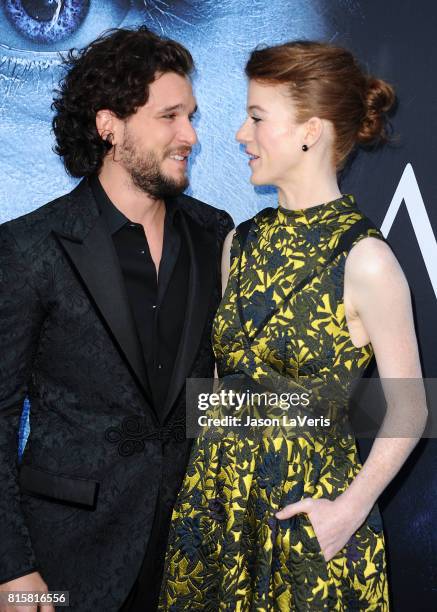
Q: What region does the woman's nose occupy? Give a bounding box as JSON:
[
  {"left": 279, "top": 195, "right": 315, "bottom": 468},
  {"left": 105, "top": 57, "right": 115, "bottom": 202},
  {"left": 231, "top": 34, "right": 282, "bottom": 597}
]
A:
[{"left": 236, "top": 118, "right": 250, "bottom": 143}]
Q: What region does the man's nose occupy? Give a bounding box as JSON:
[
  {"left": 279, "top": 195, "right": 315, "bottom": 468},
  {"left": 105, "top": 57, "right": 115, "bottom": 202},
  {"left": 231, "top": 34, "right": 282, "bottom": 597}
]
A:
[{"left": 180, "top": 120, "right": 198, "bottom": 146}]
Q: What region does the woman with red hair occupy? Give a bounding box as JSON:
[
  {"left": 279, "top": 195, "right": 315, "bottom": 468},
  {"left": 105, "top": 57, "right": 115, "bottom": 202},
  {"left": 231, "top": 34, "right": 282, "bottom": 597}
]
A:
[{"left": 159, "top": 41, "right": 427, "bottom": 611}]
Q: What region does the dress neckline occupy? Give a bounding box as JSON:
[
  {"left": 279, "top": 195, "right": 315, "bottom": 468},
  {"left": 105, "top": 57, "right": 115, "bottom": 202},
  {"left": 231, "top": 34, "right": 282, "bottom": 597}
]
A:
[{"left": 276, "top": 194, "right": 357, "bottom": 226}]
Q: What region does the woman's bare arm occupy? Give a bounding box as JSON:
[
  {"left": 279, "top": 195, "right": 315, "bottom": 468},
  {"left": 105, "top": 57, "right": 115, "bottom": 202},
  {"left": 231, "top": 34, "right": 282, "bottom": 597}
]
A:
[
  {"left": 339, "top": 236, "right": 427, "bottom": 512},
  {"left": 214, "top": 229, "right": 237, "bottom": 379},
  {"left": 221, "top": 229, "right": 237, "bottom": 297},
  {"left": 276, "top": 236, "right": 428, "bottom": 561}
]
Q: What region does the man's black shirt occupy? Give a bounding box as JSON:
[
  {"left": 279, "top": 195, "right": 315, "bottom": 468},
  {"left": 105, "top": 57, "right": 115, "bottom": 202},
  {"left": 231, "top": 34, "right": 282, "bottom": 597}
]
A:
[{"left": 89, "top": 175, "right": 188, "bottom": 415}]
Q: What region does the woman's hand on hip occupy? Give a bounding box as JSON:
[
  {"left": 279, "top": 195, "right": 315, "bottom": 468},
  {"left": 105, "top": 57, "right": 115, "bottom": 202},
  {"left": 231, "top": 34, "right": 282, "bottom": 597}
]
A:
[{"left": 275, "top": 495, "right": 371, "bottom": 562}]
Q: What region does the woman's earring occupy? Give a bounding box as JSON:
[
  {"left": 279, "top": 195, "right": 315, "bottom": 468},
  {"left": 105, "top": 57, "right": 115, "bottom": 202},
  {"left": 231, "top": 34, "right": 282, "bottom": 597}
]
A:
[{"left": 302, "top": 144, "right": 308, "bottom": 151}]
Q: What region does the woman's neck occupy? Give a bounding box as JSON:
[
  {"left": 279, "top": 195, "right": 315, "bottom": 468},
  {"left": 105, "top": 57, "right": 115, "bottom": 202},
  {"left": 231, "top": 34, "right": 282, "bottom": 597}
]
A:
[{"left": 277, "top": 169, "right": 341, "bottom": 211}]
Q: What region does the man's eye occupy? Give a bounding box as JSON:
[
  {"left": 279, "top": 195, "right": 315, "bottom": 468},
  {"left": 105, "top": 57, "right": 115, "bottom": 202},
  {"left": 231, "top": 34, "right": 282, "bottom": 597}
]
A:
[
  {"left": 251, "top": 116, "right": 261, "bottom": 123},
  {"left": 163, "top": 114, "right": 176, "bottom": 120}
]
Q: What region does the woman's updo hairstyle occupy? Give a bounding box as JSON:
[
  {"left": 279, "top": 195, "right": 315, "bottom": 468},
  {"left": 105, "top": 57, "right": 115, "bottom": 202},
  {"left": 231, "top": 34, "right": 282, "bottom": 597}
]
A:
[{"left": 245, "top": 41, "right": 396, "bottom": 169}]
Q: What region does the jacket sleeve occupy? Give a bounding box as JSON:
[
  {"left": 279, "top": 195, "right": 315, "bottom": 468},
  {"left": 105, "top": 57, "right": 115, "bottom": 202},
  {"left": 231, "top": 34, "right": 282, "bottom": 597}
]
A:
[{"left": 0, "top": 224, "right": 46, "bottom": 583}]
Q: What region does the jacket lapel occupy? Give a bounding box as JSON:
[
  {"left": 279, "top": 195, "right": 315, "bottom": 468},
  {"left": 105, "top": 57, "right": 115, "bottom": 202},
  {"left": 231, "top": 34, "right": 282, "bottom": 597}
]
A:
[
  {"left": 161, "top": 209, "right": 217, "bottom": 423},
  {"left": 53, "top": 180, "right": 155, "bottom": 415}
]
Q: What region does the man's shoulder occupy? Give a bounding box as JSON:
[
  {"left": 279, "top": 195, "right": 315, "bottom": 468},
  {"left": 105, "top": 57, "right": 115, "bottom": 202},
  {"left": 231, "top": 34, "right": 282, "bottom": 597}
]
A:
[
  {"left": 176, "top": 193, "right": 234, "bottom": 237},
  {"left": 0, "top": 197, "right": 64, "bottom": 251},
  {"left": 0, "top": 181, "right": 89, "bottom": 250}
]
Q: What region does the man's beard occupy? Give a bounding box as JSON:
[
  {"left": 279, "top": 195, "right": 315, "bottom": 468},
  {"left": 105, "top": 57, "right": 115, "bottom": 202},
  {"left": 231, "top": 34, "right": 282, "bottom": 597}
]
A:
[{"left": 119, "top": 128, "right": 189, "bottom": 199}]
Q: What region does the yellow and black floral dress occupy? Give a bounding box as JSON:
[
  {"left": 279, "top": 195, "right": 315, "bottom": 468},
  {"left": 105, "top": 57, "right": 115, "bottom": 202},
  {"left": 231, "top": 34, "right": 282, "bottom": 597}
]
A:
[{"left": 159, "top": 195, "right": 389, "bottom": 611}]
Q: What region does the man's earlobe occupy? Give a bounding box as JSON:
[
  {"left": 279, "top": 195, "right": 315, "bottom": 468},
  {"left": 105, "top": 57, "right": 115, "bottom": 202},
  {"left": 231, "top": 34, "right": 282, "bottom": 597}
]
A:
[
  {"left": 101, "top": 131, "right": 114, "bottom": 150},
  {"left": 96, "top": 109, "right": 114, "bottom": 140}
]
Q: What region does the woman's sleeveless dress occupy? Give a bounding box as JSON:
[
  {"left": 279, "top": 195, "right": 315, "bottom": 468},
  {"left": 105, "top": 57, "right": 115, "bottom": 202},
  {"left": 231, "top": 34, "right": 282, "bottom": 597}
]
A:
[{"left": 159, "top": 195, "right": 390, "bottom": 611}]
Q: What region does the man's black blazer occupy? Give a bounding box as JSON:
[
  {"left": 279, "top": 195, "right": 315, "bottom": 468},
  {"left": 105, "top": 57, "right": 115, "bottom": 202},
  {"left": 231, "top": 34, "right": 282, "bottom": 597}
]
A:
[{"left": 0, "top": 178, "right": 233, "bottom": 610}]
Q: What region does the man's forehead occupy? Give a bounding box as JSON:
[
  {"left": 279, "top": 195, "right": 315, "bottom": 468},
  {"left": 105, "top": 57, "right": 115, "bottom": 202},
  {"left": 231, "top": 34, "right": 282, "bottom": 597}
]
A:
[{"left": 147, "top": 72, "right": 195, "bottom": 106}]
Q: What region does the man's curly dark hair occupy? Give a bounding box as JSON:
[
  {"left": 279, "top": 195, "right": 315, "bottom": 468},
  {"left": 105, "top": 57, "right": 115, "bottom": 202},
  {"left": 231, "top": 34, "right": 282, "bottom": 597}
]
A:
[{"left": 52, "top": 26, "right": 194, "bottom": 178}]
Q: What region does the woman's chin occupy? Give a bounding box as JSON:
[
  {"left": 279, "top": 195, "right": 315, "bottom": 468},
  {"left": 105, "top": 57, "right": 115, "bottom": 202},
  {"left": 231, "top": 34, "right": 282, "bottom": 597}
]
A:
[{"left": 249, "top": 172, "right": 265, "bottom": 186}]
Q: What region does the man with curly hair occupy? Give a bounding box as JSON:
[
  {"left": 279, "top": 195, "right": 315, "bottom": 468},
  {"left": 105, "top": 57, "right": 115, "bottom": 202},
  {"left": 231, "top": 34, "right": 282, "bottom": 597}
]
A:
[{"left": 0, "top": 27, "right": 233, "bottom": 611}]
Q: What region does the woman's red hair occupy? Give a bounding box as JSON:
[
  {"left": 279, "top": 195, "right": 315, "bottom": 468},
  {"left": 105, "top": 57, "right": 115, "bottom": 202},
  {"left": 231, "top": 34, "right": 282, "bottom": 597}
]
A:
[{"left": 245, "top": 41, "right": 396, "bottom": 169}]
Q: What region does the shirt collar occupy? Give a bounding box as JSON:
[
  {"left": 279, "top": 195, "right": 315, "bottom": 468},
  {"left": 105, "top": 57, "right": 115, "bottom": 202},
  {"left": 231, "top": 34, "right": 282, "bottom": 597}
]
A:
[{"left": 88, "top": 174, "right": 179, "bottom": 235}]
